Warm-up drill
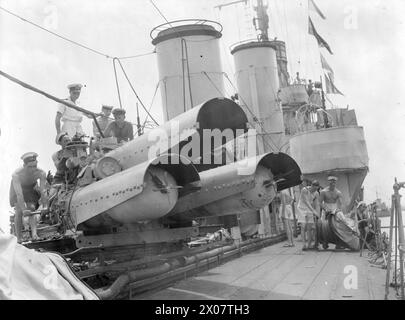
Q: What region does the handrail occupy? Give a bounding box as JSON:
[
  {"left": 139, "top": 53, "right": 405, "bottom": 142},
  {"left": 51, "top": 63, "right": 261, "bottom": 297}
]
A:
[
  {"left": 294, "top": 104, "right": 335, "bottom": 133},
  {"left": 229, "top": 37, "right": 278, "bottom": 53},
  {"left": 150, "top": 19, "right": 223, "bottom": 41},
  {"left": 394, "top": 179, "right": 405, "bottom": 300},
  {"left": 385, "top": 178, "right": 405, "bottom": 300}
]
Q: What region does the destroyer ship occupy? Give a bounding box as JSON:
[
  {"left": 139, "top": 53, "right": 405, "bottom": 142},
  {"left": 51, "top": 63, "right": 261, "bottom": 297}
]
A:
[{"left": 1, "top": 1, "right": 402, "bottom": 300}]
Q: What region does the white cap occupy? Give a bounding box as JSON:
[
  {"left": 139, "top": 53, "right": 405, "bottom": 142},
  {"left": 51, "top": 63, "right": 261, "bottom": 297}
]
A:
[
  {"left": 327, "top": 175, "right": 338, "bottom": 181},
  {"left": 67, "top": 83, "right": 83, "bottom": 90},
  {"left": 21, "top": 152, "right": 38, "bottom": 164}
]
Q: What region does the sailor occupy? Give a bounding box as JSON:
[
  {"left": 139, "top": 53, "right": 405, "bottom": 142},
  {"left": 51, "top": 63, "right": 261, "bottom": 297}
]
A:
[
  {"left": 295, "top": 178, "right": 311, "bottom": 243},
  {"left": 311, "top": 180, "right": 321, "bottom": 249},
  {"left": 279, "top": 189, "right": 295, "bottom": 248},
  {"left": 9, "top": 152, "right": 48, "bottom": 242},
  {"left": 355, "top": 202, "right": 369, "bottom": 242},
  {"left": 319, "top": 175, "right": 343, "bottom": 217},
  {"left": 93, "top": 105, "right": 113, "bottom": 139},
  {"left": 52, "top": 132, "right": 81, "bottom": 185},
  {"left": 319, "top": 175, "right": 344, "bottom": 249},
  {"left": 294, "top": 72, "right": 301, "bottom": 84},
  {"left": 55, "top": 83, "right": 91, "bottom": 139},
  {"left": 307, "top": 79, "right": 314, "bottom": 97},
  {"left": 297, "top": 179, "right": 320, "bottom": 251},
  {"left": 103, "top": 108, "right": 134, "bottom": 143},
  {"left": 52, "top": 132, "right": 72, "bottom": 179}
]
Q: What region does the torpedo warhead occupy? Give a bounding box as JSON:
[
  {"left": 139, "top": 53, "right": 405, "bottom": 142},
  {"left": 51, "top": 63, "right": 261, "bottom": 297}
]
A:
[{"left": 167, "top": 152, "right": 302, "bottom": 219}]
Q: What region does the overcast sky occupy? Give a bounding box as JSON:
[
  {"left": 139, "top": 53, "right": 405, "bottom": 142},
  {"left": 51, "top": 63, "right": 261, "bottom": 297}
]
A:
[{"left": 0, "top": 0, "right": 404, "bottom": 232}]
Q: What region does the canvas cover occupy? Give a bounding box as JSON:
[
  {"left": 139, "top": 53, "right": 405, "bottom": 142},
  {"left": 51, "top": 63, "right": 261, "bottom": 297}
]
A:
[
  {"left": 317, "top": 212, "right": 360, "bottom": 251},
  {"left": 0, "top": 233, "right": 99, "bottom": 300},
  {"left": 330, "top": 211, "right": 360, "bottom": 251}
]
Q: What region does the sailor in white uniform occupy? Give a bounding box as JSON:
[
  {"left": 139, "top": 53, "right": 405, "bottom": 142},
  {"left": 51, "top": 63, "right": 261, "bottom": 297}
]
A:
[{"left": 55, "top": 83, "right": 88, "bottom": 139}]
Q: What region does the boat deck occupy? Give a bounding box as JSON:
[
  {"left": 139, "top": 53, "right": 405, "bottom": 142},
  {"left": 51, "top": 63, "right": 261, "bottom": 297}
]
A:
[{"left": 136, "top": 240, "right": 391, "bottom": 300}]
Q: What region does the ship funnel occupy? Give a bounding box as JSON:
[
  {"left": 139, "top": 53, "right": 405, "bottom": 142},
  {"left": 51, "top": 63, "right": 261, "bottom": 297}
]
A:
[
  {"left": 151, "top": 20, "right": 226, "bottom": 121},
  {"left": 231, "top": 40, "right": 286, "bottom": 153}
]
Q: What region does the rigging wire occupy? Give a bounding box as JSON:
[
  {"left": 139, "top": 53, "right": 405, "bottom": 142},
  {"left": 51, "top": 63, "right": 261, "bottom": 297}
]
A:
[
  {"left": 1, "top": 5, "right": 161, "bottom": 130},
  {"left": 324, "top": 89, "right": 337, "bottom": 108},
  {"left": 222, "top": 72, "right": 282, "bottom": 152},
  {"left": 236, "top": 2, "right": 242, "bottom": 41},
  {"left": 149, "top": 0, "right": 172, "bottom": 26},
  {"left": 114, "top": 58, "right": 159, "bottom": 126},
  {"left": 267, "top": 1, "right": 278, "bottom": 39},
  {"left": 296, "top": 1, "right": 305, "bottom": 76},
  {"left": 245, "top": 0, "right": 254, "bottom": 39},
  {"left": 183, "top": 41, "right": 194, "bottom": 110},
  {"left": 202, "top": 71, "right": 225, "bottom": 97},
  {"left": 181, "top": 40, "right": 187, "bottom": 112},
  {"left": 301, "top": 0, "right": 311, "bottom": 78},
  {"left": 280, "top": 0, "right": 295, "bottom": 76},
  {"left": 272, "top": 0, "right": 284, "bottom": 39},
  {"left": 0, "top": 5, "right": 113, "bottom": 59},
  {"left": 1, "top": 5, "right": 158, "bottom": 131},
  {"left": 214, "top": 9, "right": 235, "bottom": 79},
  {"left": 0, "top": 68, "right": 146, "bottom": 133},
  {"left": 203, "top": 71, "right": 235, "bottom": 99},
  {"left": 163, "top": 79, "right": 170, "bottom": 121},
  {"left": 142, "top": 81, "right": 161, "bottom": 130},
  {"left": 0, "top": 5, "right": 155, "bottom": 61},
  {"left": 118, "top": 51, "right": 156, "bottom": 60},
  {"left": 112, "top": 58, "right": 124, "bottom": 109},
  {"left": 306, "top": 3, "right": 323, "bottom": 82},
  {"left": 203, "top": 70, "right": 281, "bottom": 153}
]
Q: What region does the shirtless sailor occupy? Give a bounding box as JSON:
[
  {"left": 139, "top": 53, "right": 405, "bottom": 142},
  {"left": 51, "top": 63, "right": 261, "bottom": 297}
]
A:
[
  {"left": 319, "top": 175, "right": 343, "bottom": 217},
  {"left": 319, "top": 175, "right": 344, "bottom": 249}
]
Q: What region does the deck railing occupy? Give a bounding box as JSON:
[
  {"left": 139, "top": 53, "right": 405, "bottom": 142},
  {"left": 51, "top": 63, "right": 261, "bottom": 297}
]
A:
[{"left": 385, "top": 178, "right": 405, "bottom": 300}]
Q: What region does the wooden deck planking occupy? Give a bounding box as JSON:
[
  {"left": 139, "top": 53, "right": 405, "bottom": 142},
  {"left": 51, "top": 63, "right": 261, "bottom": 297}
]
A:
[
  {"left": 176, "top": 246, "right": 295, "bottom": 299},
  {"left": 269, "top": 251, "right": 333, "bottom": 298},
  {"left": 303, "top": 251, "right": 358, "bottom": 300},
  {"left": 136, "top": 241, "right": 388, "bottom": 300},
  {"left": 225, "top": 253, "right": 304, "bottom": 299}
]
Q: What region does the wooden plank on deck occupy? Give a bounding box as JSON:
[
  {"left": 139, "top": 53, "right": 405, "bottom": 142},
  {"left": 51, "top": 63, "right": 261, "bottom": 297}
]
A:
[{"left": 135, "top": 241, "right": 388, "bottom": 300}]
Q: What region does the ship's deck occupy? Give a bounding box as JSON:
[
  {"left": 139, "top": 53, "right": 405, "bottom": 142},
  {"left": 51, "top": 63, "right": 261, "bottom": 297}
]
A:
[{"left": 136, "top": 240, "right": 391, "bottom": 300}]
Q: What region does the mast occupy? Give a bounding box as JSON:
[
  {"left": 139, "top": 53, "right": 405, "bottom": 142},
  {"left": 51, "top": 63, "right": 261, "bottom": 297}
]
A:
[
  {"left": 253, "top": 0, "right": 269, "bottom": 41},
  {"left": 215, "top": 0, "right": 270, "bottom": 42}
]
